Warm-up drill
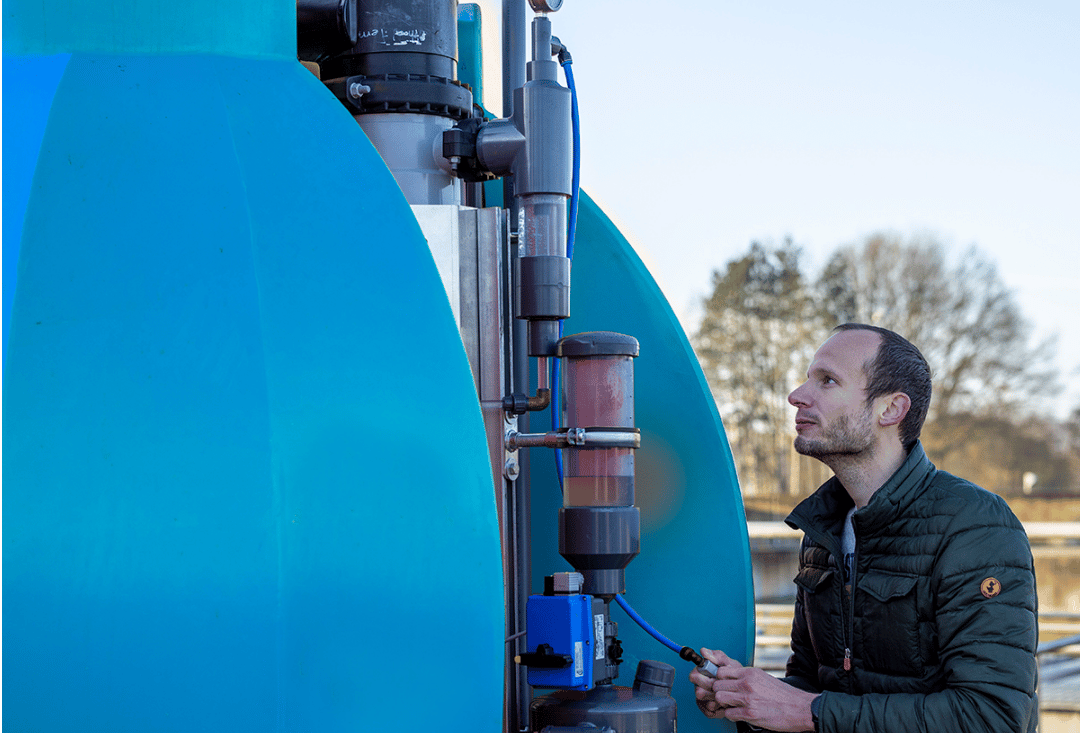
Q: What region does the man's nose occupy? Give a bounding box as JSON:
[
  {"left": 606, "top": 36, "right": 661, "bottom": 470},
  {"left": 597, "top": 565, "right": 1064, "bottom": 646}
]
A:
[{"left": 789, "top": 383, "right": 809, "bottom": 407}]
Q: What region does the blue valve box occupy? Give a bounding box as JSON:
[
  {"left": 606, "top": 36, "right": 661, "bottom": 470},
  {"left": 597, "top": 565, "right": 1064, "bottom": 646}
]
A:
[{"left": 524, "top": 594, "right": 597, "bottom": 690}]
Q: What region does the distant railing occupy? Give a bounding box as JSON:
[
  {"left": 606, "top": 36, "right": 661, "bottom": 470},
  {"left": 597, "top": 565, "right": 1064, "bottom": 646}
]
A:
[
  {"left": 1041, "top": 612, "right": 1080, "bottom": 644},
  {"left": 1038, "top": 627, "right": 1080, "bottom": 717},
  {"left": 753, "top": 603, "right": 794, "bottom": 673}
]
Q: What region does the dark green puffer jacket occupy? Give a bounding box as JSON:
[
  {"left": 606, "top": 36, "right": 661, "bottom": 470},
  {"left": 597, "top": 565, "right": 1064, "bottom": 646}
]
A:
[{"left": 783, "top": 443, "right": 1038, "bottom": 732}]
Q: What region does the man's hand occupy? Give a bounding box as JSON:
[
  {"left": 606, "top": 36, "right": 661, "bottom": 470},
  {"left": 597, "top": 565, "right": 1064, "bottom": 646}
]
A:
[
  {"left": 688, "top": 648, "right": 817, "bottom": 732},
  {"left": 689, "top": 648, "right": 726, "bottom": 719}
]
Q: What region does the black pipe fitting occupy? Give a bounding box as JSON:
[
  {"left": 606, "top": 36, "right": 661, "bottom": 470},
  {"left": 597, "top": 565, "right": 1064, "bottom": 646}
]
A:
[{"left": 503, "top": 388, "right": 552, "bottom": 415}]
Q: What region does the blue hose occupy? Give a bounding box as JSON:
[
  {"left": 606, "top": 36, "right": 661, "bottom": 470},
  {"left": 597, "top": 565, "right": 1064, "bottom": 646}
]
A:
[
  {"left": 552, "top": 50, "right": 581, "bottom": 489},
  {"left": 614, "top": 594, "right": 682, "bottom": 654},
  {"left": 561, "top": 56, "right": 581, "bottom": 262}
]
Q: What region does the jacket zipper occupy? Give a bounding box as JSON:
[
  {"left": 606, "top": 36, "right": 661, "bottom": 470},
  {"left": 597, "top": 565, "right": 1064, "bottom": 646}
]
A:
[
  {"left": 793, "top": 518, "right": 854, "bottom": 682},
  {"left": 844, "top": 532, "right": 859, "bottom": 683}
]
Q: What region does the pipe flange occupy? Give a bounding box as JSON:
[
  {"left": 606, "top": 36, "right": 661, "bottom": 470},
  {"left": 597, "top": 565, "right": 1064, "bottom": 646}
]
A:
[{"left": 328, "top": 73, "right": 474, "bottom": 120}]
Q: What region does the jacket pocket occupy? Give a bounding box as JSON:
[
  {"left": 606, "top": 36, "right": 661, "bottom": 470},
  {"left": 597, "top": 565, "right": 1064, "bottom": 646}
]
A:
[
  {"left": 861, "top": 572, "right": 916, "bottom": 602},
  {"left": 794, "top": 566, "right": 834, "bottom": 594},
  {"left": 858, "top": 572, "right": 922, "bottom": 675},
  {"left": 794, "top": 567, "right": 839, "bottom": 669}
]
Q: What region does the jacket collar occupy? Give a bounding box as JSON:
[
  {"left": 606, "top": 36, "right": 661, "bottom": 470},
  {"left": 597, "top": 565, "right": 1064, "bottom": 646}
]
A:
[{"left": 786, "top": 442, "right": 936, "bottom": 538}]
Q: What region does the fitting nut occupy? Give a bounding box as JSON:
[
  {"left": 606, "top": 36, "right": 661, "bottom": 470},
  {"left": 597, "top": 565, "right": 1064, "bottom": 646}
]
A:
[{"left": 504, "top": 456, "right": 521, "bottom": 481}]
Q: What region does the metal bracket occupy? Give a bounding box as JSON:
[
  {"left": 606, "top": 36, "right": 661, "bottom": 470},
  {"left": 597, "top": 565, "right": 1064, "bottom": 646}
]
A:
[{"left": 503, "top": 413, "right": 521, "bottom": 481}]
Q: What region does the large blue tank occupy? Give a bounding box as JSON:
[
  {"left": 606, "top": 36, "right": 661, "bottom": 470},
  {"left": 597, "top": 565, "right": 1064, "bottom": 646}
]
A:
[{"left": 3, "top": 1, "right": 504, "bottom": 730}]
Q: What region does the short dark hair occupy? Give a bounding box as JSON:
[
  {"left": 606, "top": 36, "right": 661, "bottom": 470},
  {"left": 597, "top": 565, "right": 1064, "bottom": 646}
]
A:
[{"left": 833, "top": 323, "right": 932, "bottom": 451}]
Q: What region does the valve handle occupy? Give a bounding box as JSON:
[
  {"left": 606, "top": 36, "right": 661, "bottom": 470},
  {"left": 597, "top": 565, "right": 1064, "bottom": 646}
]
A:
[{"left": 515, "top": 643, "right": 573, "bottom": 669}]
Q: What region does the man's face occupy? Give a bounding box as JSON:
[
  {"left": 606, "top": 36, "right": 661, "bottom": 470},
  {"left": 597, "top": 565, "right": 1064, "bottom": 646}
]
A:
[{"left": 788, "top": 329, "right": 882, "bottom": 459}]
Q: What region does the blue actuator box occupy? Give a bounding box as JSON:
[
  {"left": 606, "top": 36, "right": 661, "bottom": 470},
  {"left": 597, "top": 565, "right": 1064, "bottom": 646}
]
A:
[{"left": 524, "top": 594, "right": 596, "bottom": 690}]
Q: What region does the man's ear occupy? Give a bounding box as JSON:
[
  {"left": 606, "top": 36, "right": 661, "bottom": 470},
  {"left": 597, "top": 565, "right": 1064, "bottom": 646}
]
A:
[{"left": 878, "top": 393, "right": 911, "bottom": 428}]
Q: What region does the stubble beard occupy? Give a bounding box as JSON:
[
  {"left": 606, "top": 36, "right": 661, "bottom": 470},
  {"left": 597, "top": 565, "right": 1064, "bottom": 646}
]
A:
[{"left": 794, "top": 409, "right": 875, "bottom": 464}]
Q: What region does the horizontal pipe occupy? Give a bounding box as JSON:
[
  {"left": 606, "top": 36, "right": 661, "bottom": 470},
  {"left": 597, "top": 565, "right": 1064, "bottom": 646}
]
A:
[{"left": 505, "top": 428, "right": 640, "bottom": 451}]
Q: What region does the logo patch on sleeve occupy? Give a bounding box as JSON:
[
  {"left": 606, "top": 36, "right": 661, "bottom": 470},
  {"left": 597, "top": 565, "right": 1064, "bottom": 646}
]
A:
[{"left": 980, "top": 577, "right": 1002, "bottom": 598}]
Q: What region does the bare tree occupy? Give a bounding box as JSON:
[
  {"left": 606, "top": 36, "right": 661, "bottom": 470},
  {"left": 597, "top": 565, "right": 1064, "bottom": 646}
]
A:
[{"left": 694, "top": 239, "right": 825, "bottom": 496}]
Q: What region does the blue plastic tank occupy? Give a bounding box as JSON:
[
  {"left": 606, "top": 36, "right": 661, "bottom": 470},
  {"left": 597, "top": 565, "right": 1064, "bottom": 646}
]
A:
[{"left": 3, "top": 1, "right": 504, "bottom": 730}]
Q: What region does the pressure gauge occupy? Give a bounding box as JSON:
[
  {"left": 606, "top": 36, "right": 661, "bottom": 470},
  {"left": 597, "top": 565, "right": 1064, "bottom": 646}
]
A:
[{"left": 529, "top": 0, "right": 564, "bottom": 12}]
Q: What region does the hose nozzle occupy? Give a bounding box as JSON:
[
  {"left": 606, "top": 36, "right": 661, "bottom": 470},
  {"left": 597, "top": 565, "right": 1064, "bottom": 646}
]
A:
[{"left": 680, "top": 646, "right": 719, "bottom": 677}]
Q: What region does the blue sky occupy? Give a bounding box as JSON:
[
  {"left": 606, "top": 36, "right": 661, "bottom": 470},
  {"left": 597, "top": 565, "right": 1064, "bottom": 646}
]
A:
[{"left": 479, "top": 1, "right": 1080, "bottom": 417}]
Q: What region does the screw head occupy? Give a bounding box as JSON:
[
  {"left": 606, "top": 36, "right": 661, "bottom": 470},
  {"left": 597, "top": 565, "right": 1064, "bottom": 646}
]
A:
[{"left": 504, "top": 456, "right": 520, "bottom": 481}]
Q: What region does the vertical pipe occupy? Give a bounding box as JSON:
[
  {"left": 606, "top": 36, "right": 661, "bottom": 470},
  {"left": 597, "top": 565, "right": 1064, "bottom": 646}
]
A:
[
  {"left": 502, "top": 0, "right": 527, "bottom": 223},
  {"left": 502, "top": 0, "right": 526, "bottom": 122},
  {"left": 503, "top": 2, "right": 531, "bottom": 732}
]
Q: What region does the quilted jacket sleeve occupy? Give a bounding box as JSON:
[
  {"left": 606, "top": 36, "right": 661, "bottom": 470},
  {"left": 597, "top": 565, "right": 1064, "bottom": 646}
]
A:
[{"left": 821, "top": 500, "right": 1038, "bottom": 733}]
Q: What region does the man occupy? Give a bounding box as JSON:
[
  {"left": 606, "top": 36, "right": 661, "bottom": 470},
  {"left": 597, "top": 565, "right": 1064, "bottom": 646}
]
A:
[{"left": 691, "top": 324, "right": 1038, "bottom": 732}]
